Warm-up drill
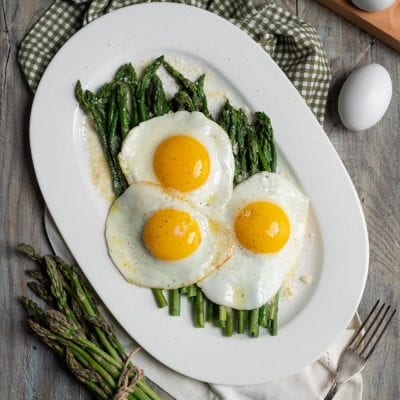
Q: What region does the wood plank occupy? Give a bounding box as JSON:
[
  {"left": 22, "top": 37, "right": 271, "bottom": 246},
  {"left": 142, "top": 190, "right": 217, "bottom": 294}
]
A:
[
  {"left": 0, "top": 0, "right": 91, "bottom": 399},
  {"left": 357, "top": 37, "right": 400, "bottom": 400},
  {"left": 300, "top": 1, "right": 400, "bottom": 399},
  {"left": 1, "top": 0, "right": 399, "bottom": 399},
  {"left": 317, "top": 0, "right": 400, "bottom": 52}
]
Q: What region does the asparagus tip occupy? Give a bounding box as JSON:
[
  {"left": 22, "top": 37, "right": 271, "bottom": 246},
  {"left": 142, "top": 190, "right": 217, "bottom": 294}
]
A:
[{"left": 16, "top": 243, "right": 41, "bottom": 261}]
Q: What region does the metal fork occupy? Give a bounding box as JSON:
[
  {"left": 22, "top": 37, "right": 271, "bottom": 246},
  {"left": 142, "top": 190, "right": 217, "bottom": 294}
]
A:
[{"left": 323, "top": 300, "right": 396, "bottom": 400}]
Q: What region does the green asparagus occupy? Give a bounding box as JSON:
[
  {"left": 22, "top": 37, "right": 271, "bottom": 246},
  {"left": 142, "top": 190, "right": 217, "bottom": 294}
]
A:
[
  {"left": 19, "top": 245, "right": 160, "bottom": 400},
  {"left": 74, "top": 56, "right": 281, "bottom": 338}
]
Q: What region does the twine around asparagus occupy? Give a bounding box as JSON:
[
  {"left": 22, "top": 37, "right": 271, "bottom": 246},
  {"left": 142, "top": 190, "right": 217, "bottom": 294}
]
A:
[{"left": 113, "top": 347, "right": 144, "bottom": 400}]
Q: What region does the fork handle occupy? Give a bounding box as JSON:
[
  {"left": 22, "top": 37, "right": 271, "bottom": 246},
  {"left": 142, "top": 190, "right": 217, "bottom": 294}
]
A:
[{"left": 323, "top": 381, "right": 340, "bottom": 400}]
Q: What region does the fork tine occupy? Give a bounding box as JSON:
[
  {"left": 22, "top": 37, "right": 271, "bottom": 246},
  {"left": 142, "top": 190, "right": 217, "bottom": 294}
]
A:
[
  {"left": 353, "top": 302, "right": 386, "bottom": 351},
  {"left": 347, "top": 300, "right": 380, "bottom": 349},
  {"left": 358, "top": 304, "right": 391, "bottom": 354},
  {"left": 363, "top": 309, "right": 397, "bottom": 360}
]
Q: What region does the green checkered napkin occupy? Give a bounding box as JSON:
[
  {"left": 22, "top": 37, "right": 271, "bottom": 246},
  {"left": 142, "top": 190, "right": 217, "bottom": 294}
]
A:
[{"left": 18, "top": 0, "right": 331, "bottom": 122}]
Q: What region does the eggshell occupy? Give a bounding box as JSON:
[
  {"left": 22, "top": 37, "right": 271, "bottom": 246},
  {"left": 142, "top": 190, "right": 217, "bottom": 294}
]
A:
[
  {"left": 351, "top": 0, "right": 396, "bottom": 11},
  {"left": 338, "top": 63, "right": 392, "bottom": 131}
]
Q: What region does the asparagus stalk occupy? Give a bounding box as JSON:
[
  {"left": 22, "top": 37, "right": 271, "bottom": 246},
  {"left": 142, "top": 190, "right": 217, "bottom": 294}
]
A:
[
  {"left": 96, "top": 82, "right": 113, "bottom": 114},
  {"left": 20, "top": 296, "right": 47, "bottom": 322},
  {"left": 136, "top": 56, "right": 164, "bottom": 122},
  {"left": 114, "top": 64, "right": 129, "bottom": 83},
  {"left": 152, "top": 288, "right": 168, "bottom": 308},
  {"left": 218, "top": 99, "right": 232, "bottom": 133},
  {"left": 258, "top": 304, "right": 270, "bottom": 328},
  {"left": 172, "top": 90, "right": 195, "bottom": 112},
  {"left": 237, "top": 310, "right": 245, "bottom": 334},
  {"left": 268, "top": 291, "right": 280, "bottom": 336},
  {"left": 249, "top": 309, "right": 260, "bottom": 338},
  {"left": 254, "top": 111, "right": 276, "bottom": 173},
  {"left": 246, "top": 123, "right": 259, "bottom": 176},
  {"left": 16, "top": 243, "right": 41, "bottom": 262},
  {"left": 107, "top": 91, "right": 119, "bottom": 157},
  {"left": 236, "top": 109, "right": 248, "bottom": 183},
  {"left": 226, "top": 105, "right": 242, "bottom": 184},
  {"left": 44, "top": 256, "right": 77, "bottom": 323},
  {"left": 206, "top": 300, "right": 214, "bottom": 323},
  {"left": 127, "top": 63, "right": 140, "bottom": 128},
  {"left": 115, "top": 62, "right": 140, "bottom": 128},
  {"left": 169, "top": 289, "right": 181, "bottom": 316},
  {"left": 27, "top": 281, "right": 55, "bottom": 306},
  {"left": 195, "top": 74, "right": 211, "bottom": 118},
  {"left": 194, "top": 288, "right": 205, "bottom": 328},
  {"left": 225, "top": 308, "right": 233, "bottom": 337},
  {"left": 186, "top": 284, "right": 197, "bottom": 299},
  {"left": 218, "top": 305, "right": 227, "bottom": 329},
  {"left": 117, "top": 82, "right": 131, "bottom": 138},
  {"left": 26, "top": 269, "right": 47, "bottom": 284},
  {"left": 150, "top": 75, "right": 170, "bottom": 117},
  {"left": 180, "top": 287, "right": 187, "bottom": 295}
]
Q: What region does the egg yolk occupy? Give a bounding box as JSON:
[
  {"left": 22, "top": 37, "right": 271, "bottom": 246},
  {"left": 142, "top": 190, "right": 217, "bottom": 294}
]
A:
[
  {"left": 234, "top": 201, "right": 290, "bottom": 253},
  {"left": 153, "top": 135, "right": 210, "bottom": 192},
  {"left": 142, "top": 208, "right": 201, "bottom": 261}
]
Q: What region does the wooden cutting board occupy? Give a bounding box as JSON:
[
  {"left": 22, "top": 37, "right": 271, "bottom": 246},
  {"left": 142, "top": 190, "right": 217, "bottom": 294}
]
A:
[{"left": 316, "top": 0, "right": 400, "bottom": 52}]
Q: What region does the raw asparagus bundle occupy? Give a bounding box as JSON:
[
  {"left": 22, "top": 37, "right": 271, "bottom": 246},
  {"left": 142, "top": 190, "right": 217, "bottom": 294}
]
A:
[{"left": 18, "top": 244, "right": 161, "bottom": 400}]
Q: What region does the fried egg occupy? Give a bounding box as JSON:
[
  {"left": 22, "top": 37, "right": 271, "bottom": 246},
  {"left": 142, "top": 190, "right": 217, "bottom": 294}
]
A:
[
  {"left": 198, "top": 172, "right": 309, "bottom": 310},
  {"left": 118, "top": 111, "right": 234, "bottom": 212},
  {"left": 105, "top": 182, "right": 235, "bottom": 289}
]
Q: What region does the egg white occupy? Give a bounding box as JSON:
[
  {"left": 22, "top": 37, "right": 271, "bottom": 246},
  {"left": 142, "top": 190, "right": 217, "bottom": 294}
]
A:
[
  {"left": 198, "top": 172, "right": 309, "bottom": 310},
  {"left": 118, "top": 111, "right": 234, "bottom": 213},
  {"left": 105, "top": 182, "right": 235, "bottom": 289}
]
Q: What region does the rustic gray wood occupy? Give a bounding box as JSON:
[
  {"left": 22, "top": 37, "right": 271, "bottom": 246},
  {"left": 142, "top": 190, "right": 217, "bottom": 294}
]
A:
[
  {"left": 0, "top": 0, "right": 398, "bottom": 399},
  {"left": 300, "top": 1, "right": 400, "bottom": 399}
]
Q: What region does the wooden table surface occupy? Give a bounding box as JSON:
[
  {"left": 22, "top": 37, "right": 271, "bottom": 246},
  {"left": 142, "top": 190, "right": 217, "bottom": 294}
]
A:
[{"left": 1, "top": 1, "right": 399, "bottom": 399}]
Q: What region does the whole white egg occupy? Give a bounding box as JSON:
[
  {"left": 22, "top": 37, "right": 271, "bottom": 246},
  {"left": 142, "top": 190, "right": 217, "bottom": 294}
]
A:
[
  {"left": 338, "top": 63, "right": 392, "bottom": 131},
  {"left": 351, "top": 0, "right": 396, "bottom": 11}
]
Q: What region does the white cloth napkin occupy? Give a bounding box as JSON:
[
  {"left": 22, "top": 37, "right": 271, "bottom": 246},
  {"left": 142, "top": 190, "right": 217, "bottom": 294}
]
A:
[{"left": 44, "top": 209, "right": 362, "bottom": 400}]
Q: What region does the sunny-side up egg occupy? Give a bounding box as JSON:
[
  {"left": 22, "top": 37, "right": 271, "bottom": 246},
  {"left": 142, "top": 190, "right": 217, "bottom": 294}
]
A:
[
  {"left": 118, "top": 111, "right": 234, "bottom": 212},
  {"left": 198, "top": 172, "right": 309, "bottom": 310},
  {"left": 105, "top": 182, "right": 235, "bottom": 289}
]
